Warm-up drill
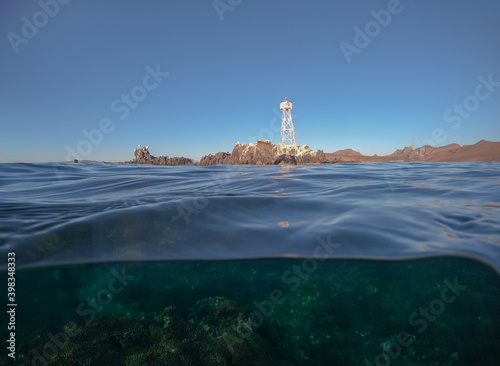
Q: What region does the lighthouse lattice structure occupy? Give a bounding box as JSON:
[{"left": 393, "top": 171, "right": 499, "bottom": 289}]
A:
[{"left": 279, "top": 97, "right": 297, "bottom": 155}]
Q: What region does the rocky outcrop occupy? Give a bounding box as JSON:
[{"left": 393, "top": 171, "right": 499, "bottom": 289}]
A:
[
  {"left": 199, "top": 140, "right": 327, "bottom": 166},
  {"left": 273, "top": 154, "right": 297, "bottom": 165},
  {"left": 198, "top": 151, "right": 232, "bottom": 166},
  {"left": 128, "top": 140, "right": 500, "bottom": 167},
  {"left": 131, "top": 146, "right": 193, "bottom": 166},
  {"left": 230, "top": 140, "right": 277, "bottom": 165}
]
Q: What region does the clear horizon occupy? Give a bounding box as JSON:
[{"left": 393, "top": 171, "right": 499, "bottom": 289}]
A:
[{"left": 1, "top": 0, "right": 499, "bottom": 163}]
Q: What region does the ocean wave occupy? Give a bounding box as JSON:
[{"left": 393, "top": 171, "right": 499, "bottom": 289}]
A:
[{"left": 1, "top": 162, "right": 499, "bottom": 272}]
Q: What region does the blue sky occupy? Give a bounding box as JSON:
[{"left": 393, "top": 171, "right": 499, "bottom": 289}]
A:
[{"left": 1, "top": 0, "right": 499, "bottom": 162}]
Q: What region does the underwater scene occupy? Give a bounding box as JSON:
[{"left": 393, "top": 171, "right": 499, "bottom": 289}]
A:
[
  {"left": 1, "top": 162, "right": 500, "bottom": 365},
  {"left": 7, "top": 258, "right": 500, "bottom": 366}
]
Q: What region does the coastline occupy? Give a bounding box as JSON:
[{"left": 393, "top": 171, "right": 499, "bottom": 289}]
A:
[{"left": 108, "top": 139, "right": 500, "bottom": 166}]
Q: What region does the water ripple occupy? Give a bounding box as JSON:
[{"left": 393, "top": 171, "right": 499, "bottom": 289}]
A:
[{"left": 0, "top": 162, "right": 499, "bottom": 272}]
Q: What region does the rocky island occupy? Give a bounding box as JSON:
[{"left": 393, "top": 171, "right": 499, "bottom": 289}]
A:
[
  {"left": 130, "top": 146, "right": 194, "bottom": 165},
  {"left": 128, "top": 140, "right": 500, "bottom": 166},
  {"left": 199, "top": 140, "right": 330, "bottom": 166}
]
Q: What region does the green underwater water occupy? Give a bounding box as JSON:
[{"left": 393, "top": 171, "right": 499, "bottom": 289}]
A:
[{"left": 5, "top": 257, "right": 500, "bottom": 366}]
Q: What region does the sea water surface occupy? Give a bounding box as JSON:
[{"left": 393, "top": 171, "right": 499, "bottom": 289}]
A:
[
  {"left": 1, "top": 162, "right": 500, "bottom": 365},
  {"left": 2, "top": 162, "right": 500, "bottom": 268}
]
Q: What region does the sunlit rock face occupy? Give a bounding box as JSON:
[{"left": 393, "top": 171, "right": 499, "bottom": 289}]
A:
[{"left": 199, "top": 140, "right": 324, "bottom": 166}]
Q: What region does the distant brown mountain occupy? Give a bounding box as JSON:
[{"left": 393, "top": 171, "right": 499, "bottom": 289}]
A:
[{"left": 327, "top": 140, "right": 500, "bottom": 163}]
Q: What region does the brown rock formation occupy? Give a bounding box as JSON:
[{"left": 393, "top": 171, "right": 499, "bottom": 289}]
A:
[
  {"left": 129, "top": 140, "right": 500, "bottom": 166},
  {"left": 198, "top": 151, "right": 231, "bottom": 166},
  {"left": 230, "top": 140, "right": 277, "bottom": 165},
  {"left": 198, "top": 140, "right": 324, "bottom": 166},
  {"left": 131, "top": 146, "right": 193, "bottom": 166},
  {"left": 382, "top": 140, "right": 499, "bottom": 162},
  {"left": 324, "top": 140, "right": 500, "bottom": 163},
  {"left": 424, "top": 140, "right": 500, "bottom": 162}
]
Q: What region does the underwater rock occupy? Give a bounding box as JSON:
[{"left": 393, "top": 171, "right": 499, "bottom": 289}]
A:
[{"left": 19, "top": 296, "right": 274, "bottom": 366}]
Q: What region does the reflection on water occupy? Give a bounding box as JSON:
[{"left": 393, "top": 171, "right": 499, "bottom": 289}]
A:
[{"left": 1, "top": 162, "right": 499, "bottom": 272}]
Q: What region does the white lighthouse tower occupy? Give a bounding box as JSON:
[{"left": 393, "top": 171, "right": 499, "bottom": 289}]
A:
[{"left": 278, "top": 97, "right": 297, "bottom": 155}]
